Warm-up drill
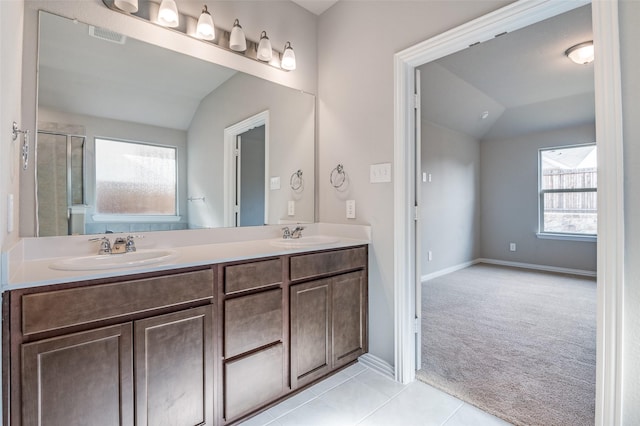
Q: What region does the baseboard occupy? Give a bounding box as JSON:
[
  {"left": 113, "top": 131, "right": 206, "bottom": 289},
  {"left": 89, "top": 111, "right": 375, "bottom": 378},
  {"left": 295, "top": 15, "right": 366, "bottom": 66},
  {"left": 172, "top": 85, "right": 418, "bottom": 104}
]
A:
[
  {"left": 421, "top": 259, "right": 480, "bottom": 283},
  {"left": 358, "top": 353, "right": 395, "bottom": 379},
  {"left": 477, "top": 258, "right": 597, "bottom": 277}
]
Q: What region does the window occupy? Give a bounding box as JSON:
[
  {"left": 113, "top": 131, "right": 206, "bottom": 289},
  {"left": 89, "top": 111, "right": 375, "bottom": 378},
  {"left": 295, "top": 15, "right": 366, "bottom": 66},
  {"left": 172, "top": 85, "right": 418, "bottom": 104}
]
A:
[
  {"left": 539, "top": 144, "right": 597, "bottom": 238},
  {"left": 95, "top": 138, "right": 177, "bottom": 215}
]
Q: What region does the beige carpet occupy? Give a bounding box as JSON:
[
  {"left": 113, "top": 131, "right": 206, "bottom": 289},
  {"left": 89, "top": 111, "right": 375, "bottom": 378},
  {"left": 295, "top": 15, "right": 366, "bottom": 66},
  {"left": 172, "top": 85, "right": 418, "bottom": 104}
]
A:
[{"left": 416, "top": 264, "right": 596, "bottom": 426}]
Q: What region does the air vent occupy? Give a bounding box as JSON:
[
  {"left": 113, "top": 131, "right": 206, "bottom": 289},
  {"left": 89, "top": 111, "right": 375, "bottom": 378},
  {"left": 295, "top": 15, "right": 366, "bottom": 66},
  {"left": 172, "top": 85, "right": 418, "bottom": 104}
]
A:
[{"left": 88, "top": 25, "right": 126, "bottom": 44}]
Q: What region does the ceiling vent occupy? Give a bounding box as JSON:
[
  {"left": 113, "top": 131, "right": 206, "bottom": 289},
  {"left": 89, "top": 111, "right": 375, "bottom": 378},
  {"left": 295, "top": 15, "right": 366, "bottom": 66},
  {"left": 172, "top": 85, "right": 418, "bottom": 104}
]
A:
[{"left": 89, "top": 25, "right": 126, "bottom": 44}]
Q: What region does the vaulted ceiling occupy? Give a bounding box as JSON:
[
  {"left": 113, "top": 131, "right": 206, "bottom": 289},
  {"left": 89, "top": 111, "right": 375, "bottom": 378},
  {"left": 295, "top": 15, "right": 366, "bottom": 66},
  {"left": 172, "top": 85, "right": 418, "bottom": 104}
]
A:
[{"left": 419, "top": 4, "right": 594, "bottom": 141}]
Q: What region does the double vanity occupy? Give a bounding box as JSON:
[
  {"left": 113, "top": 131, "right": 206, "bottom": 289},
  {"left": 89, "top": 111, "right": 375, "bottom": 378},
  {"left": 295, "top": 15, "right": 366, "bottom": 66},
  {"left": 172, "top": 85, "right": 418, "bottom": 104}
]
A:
[{"left": 2, "top": 224, "right": 370, "bottom": 425}]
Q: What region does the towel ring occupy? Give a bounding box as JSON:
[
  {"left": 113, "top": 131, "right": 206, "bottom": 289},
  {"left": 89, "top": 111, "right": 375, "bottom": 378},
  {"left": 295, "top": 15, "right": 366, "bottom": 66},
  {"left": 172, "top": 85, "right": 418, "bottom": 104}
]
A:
[
  {"left": 330, "top": 164, "right": 347, "bottom": 189},
  {"left": 12, "top": 122, "right": 30, "bottom": 171},
  {"left": 290, "top": 170, "right": 304, "bottom": 191}
]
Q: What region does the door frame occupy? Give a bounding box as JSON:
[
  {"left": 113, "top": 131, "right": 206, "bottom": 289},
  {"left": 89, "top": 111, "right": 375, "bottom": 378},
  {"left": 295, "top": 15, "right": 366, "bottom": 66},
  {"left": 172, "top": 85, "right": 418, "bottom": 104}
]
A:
[
  {"left": 393, "top": 1, "right": 624, "bottom": 425},
  {"left": 223, "top": 111, "right": 270, "bottom": 227}
]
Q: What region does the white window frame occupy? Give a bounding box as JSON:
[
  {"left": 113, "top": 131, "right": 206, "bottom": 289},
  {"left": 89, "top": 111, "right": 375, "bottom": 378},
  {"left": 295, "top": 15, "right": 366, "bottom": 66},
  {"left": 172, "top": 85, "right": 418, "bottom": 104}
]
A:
[
  {"left": 537, "top": 143, "right": 597, "bottom": 241},
  {"left": 93, "top": 137, "right": 180, "bottom": 222}
]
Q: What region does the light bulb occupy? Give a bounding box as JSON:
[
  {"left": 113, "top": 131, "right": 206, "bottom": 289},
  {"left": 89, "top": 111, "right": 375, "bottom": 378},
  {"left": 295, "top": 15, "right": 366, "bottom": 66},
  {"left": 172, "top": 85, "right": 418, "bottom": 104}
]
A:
[
  {"left": 281, "top": 41, "right": 296, "bottom": 71},
  {"left": 196, "top": 5, "right": 215, "bottom": 40},
  {"left": 157, "top": 0, "right": 179, "bottom": 28},
  {"left": 257, "top": 31, "right": 273, "bottom": 62},
  {"left": 229, "top": 19, "right": 247, "bottom": 52}
]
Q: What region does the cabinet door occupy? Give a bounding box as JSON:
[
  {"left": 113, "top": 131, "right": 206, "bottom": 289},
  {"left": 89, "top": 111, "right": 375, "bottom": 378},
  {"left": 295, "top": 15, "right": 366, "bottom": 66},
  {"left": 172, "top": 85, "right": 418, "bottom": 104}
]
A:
[
  {"left": 332, "top": 270, "right": 367, "bottom": 368},
  {"left": 290, "top": 278, "right": 331, "bottom": 388},
  {"left": 22, "top": 323, "right": 134, "bottom": 426},
  {"left": 135, "top": 305, "right": 214, "bottom": 426}
]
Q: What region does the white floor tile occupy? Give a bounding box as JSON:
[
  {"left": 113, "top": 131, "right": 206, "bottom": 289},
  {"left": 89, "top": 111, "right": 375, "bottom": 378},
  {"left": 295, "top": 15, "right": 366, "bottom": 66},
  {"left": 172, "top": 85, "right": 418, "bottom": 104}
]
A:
[
  {"left": 237, "top": 410, "right": 281, "bottom": 426},
  {"left": 358, "top": 381, "right": 463, "bottom": 426},
  {"left": 265, "top": 388, "right": 318, "bottom": 419},
  {"left": 340, "top": 361, "right": 368, "bottom": 377},
  {"left": 318, "top": 377, "right": 391, "bottom": 424},
  {"left": 444, "top": 403, "right": 512, "bottom": 426},
  {"left": 353, "top": 369, "right": 407, "bottom": 398},
  {"left": 307, "top": 370, "right": 351, "bottom": 395},
  {"left": 276, "top": 398, "right": 352, "bottom": 426}
]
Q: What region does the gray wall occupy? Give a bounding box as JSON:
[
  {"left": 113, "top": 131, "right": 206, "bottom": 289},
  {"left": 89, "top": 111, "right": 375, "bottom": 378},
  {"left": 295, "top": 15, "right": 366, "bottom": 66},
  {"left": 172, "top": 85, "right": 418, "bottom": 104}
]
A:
[
  {"left": 620, "top": 0, "right": 640, "bottom": 423},
  {"left": 480, "top": 123, "right": 597, "bottom": 272},
  {"left": 188, "top": 72, "right": 315, "bottom": 229},
  {"left": 420, "top": 121, "right": 480, "bottom": 276},
  {"left": 318, "top": 0, "right": 511, "bottom": 367}
]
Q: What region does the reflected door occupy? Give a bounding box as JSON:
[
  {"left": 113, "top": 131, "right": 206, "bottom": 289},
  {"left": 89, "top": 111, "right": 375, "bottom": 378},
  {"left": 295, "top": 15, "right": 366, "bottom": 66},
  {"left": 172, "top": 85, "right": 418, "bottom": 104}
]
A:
[{"left": 234, "top": 125, "right": 266, "bottom": 227}]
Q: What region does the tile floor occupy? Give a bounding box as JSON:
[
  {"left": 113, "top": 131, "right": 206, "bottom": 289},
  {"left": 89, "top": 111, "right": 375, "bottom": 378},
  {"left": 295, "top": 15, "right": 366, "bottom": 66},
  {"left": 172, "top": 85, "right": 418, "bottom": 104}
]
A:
[{"left": 239, "top": 362, "right": 512, "bottom": 426}]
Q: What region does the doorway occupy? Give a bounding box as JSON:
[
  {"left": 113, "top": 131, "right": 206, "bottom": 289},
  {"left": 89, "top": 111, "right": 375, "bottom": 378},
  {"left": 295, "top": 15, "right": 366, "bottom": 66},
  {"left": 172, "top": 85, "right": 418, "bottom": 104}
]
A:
[
  {"left": 393, "top": 1, "right": 624, "bottom": 424},
  {"left": 224, "top": 111, "right": 270, "bottom": 227}
]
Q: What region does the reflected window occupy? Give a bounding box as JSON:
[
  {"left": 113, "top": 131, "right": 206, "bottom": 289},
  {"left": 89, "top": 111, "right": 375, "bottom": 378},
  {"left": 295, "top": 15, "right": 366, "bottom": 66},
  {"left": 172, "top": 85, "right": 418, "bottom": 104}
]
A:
[
  {"left": 95, "top": 138, "right": 177, "bottom": 215},
  {"left": 539, "top": 144, "right": 597, "bottom": 236}
]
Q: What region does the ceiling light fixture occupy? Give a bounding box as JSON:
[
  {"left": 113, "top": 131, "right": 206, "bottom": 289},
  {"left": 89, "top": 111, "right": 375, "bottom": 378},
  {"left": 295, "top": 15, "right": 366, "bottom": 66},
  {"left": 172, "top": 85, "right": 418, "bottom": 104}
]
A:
[
  {"left": 113, "top": 0, "right": 138, "bottom": 13},
  {"left": 281, "top": 41, "right": 296, "bottom": 71},
  {"left": 157, "top": 0, "right": 179, "bottom": 28},
  {"left": 257, "top": 31, "right": 273, "bottom": 62},
  {"left": 565, "top": 41, "right": 594, "bottom": 65},
  {"left": 196, "top": 5, "right": 215, "bottom": 40},
  {"left": 229, "top": 19, "right": 247, "bottom": 52}
]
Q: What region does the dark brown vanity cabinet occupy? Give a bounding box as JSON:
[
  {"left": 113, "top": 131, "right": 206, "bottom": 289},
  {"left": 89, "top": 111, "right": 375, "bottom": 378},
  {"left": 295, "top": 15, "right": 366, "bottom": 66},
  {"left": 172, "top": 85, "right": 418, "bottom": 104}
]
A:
[
  {"left": 219, "top": 258, "right": 286, "bottom": 424},
  {"left": 8, "top": 268, "right": 215, "bottom": 426},
  {"left": 289, "top": 247, "right": 368, "bottom": 389}
]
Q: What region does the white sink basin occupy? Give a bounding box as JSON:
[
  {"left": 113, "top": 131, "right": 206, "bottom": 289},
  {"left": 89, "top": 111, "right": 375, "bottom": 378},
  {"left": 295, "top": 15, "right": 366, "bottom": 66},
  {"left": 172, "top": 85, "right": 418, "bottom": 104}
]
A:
[
  {"left": 270, "top": 235, "right": 339, "bottom": 248},
  {"left": 50, "top": 249, "right": 177, "bottom": 271}
]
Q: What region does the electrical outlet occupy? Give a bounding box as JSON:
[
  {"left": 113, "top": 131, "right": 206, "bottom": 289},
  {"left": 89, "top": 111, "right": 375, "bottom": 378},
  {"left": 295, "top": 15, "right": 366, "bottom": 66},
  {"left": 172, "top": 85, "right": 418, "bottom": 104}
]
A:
[
  {"left": 346, "top": 200, "right": 356, "bottom": 219},
  {"left": 288, "top": 201, "right": 295, "bottom": 216},
  {"left": 7, "top": 194, "right": 14, "bottom": 233},
  {"left": 422, "top": 172, "right": 427, "bottom": 182},
  {"left": 509, "top": 242, "right": 516, "bottom": 252},
  {"left": 428, "top": 250, "right": 432, "bottom": 261}
]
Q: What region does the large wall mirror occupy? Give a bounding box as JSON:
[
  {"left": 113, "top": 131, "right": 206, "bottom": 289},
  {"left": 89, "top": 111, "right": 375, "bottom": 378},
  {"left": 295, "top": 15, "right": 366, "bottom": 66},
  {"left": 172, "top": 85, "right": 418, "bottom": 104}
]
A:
[{"left": 29, "top": 11, "right": 315, "bottom": 237}]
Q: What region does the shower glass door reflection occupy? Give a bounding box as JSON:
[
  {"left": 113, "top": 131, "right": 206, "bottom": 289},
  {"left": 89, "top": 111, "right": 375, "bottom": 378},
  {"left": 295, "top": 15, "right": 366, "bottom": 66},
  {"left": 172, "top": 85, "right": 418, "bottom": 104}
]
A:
[{"left": 36, "top": 131, "right": 86, "bottom": 236}]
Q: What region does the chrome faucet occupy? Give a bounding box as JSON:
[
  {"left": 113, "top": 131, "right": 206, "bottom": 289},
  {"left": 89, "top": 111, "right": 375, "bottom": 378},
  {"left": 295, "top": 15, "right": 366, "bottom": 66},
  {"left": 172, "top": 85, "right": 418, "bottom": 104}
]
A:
[
  {"left": 291, "top": 226, "right": 305, "bottom": 239},
  {"left": 282, "top": 227, "right": 292, "bottom": 239},
  {"left": 90, "top": 235, "right": 137, "bottom": 255},
  {"left": 89, "top": 237, "right": 111, "bottom": 255}
]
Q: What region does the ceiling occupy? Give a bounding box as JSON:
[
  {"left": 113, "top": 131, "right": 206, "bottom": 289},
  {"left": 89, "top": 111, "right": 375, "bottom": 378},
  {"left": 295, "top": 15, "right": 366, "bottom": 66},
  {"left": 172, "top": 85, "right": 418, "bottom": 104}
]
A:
[
  {"left": 291, "top": 0, "right": 339, "bottom": 15},
  {"left": 419, "top": 4, "right": 595, "bottom": 141}
]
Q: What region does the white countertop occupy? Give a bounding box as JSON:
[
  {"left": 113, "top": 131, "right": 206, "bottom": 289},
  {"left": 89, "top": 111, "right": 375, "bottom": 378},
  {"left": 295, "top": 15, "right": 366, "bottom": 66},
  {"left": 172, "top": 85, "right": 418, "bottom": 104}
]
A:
[{"left": 2, "top": 223, "right": 371, "bottom": 291}]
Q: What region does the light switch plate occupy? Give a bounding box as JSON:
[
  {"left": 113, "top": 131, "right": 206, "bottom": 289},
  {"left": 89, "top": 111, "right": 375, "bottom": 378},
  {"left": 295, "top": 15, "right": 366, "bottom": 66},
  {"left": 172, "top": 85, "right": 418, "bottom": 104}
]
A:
[
  {"left": 346, "top": 200, "right": 356, "bottom": 219},
  {"left": 270, "top": 176, "right": 281, "bottom": 190},
  {"left": 370, "top": 163, "right": 392, "bottom": 183}
]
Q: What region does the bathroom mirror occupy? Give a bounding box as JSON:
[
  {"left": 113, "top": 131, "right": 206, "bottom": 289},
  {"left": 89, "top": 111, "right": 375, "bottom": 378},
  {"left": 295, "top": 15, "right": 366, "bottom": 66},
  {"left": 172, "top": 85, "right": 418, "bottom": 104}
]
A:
[{"left": 31, "top": 11, "right": 315, "bottom": 237}]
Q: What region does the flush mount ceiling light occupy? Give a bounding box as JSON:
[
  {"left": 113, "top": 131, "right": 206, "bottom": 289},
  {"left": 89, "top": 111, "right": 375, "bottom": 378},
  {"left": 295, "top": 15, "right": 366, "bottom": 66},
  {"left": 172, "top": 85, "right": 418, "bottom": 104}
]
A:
[
  {"left": 157, "top": 0, "right": 179, "bottom": 27},
  {"left": 196, "top": 5, "right": 215, "bottom": 40},
  {"left": 257, "top": 31, "right": 273, "bottom": 62},
  {"left": 229, "top": 19, "right": 247, "bottom": 52},
  {"left": 113, "top": 0, "right": 138, "bottom": 13},
  {"left": 281, "top": 41, "right": 296, "bottom": 71},
  {"left": 565, "top": 41, "right": 594, "bottom": 65}
]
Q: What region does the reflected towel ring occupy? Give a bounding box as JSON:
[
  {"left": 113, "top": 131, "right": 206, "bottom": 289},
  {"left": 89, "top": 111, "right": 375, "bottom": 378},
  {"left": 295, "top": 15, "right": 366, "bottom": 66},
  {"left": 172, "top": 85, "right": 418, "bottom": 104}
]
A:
[
  {"left": 290, "top": 170, "right": 304, "bottom": 191},
  {"left": 330, "top": 164, "right": 347, "bottom": 189},
  {"left": 12, "top": 122, "right": 30, "bottom": 171}
]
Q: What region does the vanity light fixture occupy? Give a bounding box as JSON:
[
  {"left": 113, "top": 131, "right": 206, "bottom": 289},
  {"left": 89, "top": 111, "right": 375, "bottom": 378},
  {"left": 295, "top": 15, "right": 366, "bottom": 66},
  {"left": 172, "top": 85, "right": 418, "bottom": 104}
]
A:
[
  {"left": 257, "top": 31, "right": 273, "bottom": 62},
  {"left": 196, "top": 5, "right": 215, "bottom": 41},
  {"left": 113, "top": 0, "right": 138, "bottom": 13},
  {"left": 229, "top": 19, "right": 247, "bottom": 52},
  {"left": 565, "top": 41, "right": 594, "bottom": 65},
  {"left": 157, "top": 0, "right": 179, "bottom": 28},
  {"left": 281, "top": 41, "right": 296, "bottom": 71}
]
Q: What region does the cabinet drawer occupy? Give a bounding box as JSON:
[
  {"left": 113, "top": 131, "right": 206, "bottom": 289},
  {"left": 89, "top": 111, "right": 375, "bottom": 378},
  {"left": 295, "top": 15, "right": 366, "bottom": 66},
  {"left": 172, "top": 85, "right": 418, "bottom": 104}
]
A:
[
  {"left": 224, "top": 258, "right": 282, "bottom": 295},
  {"left": 224, "top": 343, "right": 284, "bottom": 421},
  {"left": 22, "top": 269, "right": 214, "bottom": 336},
  {"left": 290, "top": 246, "right": 367, "bottom": 281},
  {"left": 224, "top": 289, "right": 282, "bottom": 358}
]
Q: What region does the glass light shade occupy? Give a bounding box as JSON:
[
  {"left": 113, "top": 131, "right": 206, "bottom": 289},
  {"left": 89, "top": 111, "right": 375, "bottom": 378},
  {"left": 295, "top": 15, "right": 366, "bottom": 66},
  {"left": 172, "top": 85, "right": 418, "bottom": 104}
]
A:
[
  {"left": 114, "top": 0, "right": 138, "bottom": 13},
  {"left": 157, "top": 0, "right": 179, "bottom": 28},
  {"left": 281, "top": 41, "right": 296, "bottom": 71},
  {"left": 229, "top": 19, "right": 247, "bottom": 52},
  {"left": 257, "top": 31, "right": 273, "bottom": 62},
  {"left": 565, "top": 41, "right": 594, "bottom": 65},
  {"left": 196, "top": 5, "right": 215, "bottom": 40}
]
